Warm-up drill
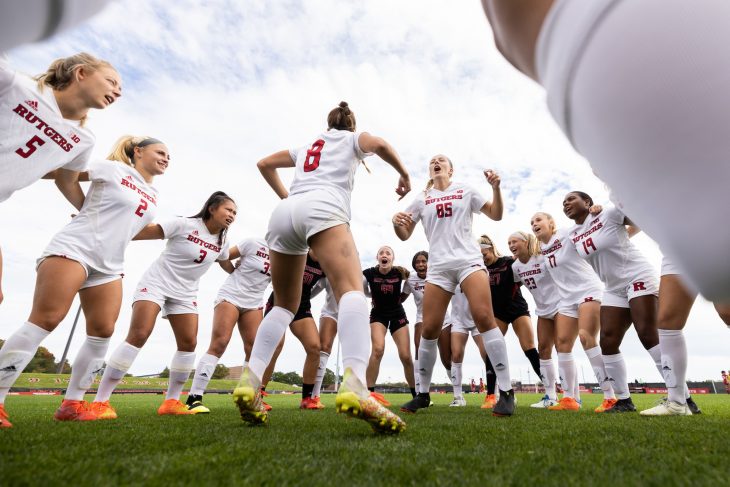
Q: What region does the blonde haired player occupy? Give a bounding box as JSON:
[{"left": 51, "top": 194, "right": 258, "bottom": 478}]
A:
[
  {"left": 0, "top": 135, "right": 167, "bottom": 427},
  {"left": 508, "top": 231, "right": 560, "bottom": 408},
  {"left": 234, "top": 101, "right": 410, "bottom": 434},
  {"left": 91, "top": 192, "right": 236, "bottom": 418},
  {"left": 394, "top": 155, "right": 516, "bottom": 417},
  {"left": 532, "top": 211, "right": 616, "bottom": 412},
  {"left": 0, "top": 52, "right": 121, "bottom": 308},
  {"left": 185, "top": 237, "right": 272, "bottom": 413}
]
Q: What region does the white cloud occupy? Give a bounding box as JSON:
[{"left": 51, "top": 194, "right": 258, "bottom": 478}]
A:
[{"left": 1, "top": 0, "right": 726, "bottom": 387}]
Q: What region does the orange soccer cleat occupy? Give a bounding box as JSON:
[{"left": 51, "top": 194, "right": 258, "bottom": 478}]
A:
[
  {"left": 90, "top": 401, "right": 118, "bottom": 420},
  {"left": 548, "top": 396, "right": 581, "bottom": 411},
  {"left": 300, "top": 397, "right": 324, "bottom": 410},
  {"left": 53, "top": 400, "right": 98, "bottom": 422},
  {"left": 311, "top": 396, "right": 326, "bottom": 409},
  {"left": 157, "top": 398, "right": 194, "bottom": 416},
  {"left": 480, "top": 394, "right": 497, "bottom": 409},
  {"left": 594, "top": 398, "right": 618, "bottom": 413},
  {"left": 369, "top": 391, "right": 391, "bottom": 407},
  {"left": 0, "top": 404, "right": 13, "bottom": 428}
]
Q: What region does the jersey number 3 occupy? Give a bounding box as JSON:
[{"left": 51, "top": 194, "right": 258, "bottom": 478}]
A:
[{"left": 303, "top": 139, "right": 325, "bottom": 172}]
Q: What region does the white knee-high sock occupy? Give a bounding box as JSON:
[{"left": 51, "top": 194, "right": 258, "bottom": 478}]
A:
[
  {"left": 95, "top": 341, "right": 140, "bottom": 402},
  {"left": 659, "top": 329, "right": 688, "bottom": 404},
  {"left": 586, "top": 346, "right": 614, "bottom": 399},
  {"left": 312, "top": 351, "right": 330, "bottom": 397},
  {"left": 190, "top": 353, "right": 219, "bottom": 396},
  {"left": 417, "top": 338, "right": 438, "bottom": 394},
  {"left": 337, "top": 292, "right": 370, "bottom": 384},
  {"left": 602, "top": 353, "right": 629, "bottom": 400},
  {"left": 65, "top": 336, "right": 110, "bottom": 401},
  {"left": 166, "top": 351, "right": 196, "bottom": 401},
  {"left": 557, "top": 352, "right": 576, "bottom": 399},
  {"left": 248, "top": 306, "right": 294, "bottom": 381},
  {"left": 540, "top": 358, "right": 557, "bottom": 400},
  {"left": 647, "top": 344, "right": 663, "bottom": 378},
  {"left": 413, "top": 357, "right": 421, "bottom": 392},
  {"left": 481, "top": 328, "right": 512, "bottom": 392},
  {"left": 451, "top": 362, "right": 463, "bottom": 398},
  {"left": 0, "top": 322, "right": 50, "bottom": 404}
]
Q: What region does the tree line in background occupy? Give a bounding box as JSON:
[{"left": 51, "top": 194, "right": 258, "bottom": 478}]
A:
[{"left": 0, "top": 339, "right": 71, "bottom": 373}]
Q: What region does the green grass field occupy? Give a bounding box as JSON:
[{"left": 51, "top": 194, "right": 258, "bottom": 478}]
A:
[
  {"left": 2, "top": 393, "right": 729, "bottom": 486},
  {"left": 11, "top": 372, "right": 299, "bottom": 392}
]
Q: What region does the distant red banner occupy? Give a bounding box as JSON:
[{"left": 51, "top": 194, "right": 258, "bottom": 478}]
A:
[{"left": 644, "top": 388, "right": 710, "bottom": 394}]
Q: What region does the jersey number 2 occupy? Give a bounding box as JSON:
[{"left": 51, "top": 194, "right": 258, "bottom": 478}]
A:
[
  {"left": 135, "top": 199, "right": 148, "bottom": 217},
  {"left": 16, "top": 135, "right": 46, "bottom": 159},
  {"left": 303, "top": 139, "right": 325, "bottom": 172}
]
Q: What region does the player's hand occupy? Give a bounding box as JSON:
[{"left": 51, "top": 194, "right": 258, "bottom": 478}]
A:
[
  {"left": 484, "top": 169, "right": 500, "bottom": 188},
  {"left": 396, "top": 175, "right": 411, "bottom": 200},
  {"left": 0, "top": 288, "right": 4, "bottom": 305},
  {"left": 392, "top": 212, "right": 413, "bottom": 227},
  {"left": 589, "top": 205, "right": 603, "bottom": 215}
]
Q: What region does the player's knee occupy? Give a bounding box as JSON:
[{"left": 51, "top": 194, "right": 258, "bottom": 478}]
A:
[
  {"left": 371, "top": 345, "right": 385, "bottom": 360},
  {"left": 537, "top": 342, "right": 552, "bottom": 358}
]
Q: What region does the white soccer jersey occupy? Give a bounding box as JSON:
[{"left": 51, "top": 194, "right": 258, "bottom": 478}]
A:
[
  {"left": 403, "top": 273, "right": 426, "bottom": 322},
  {"left": 138, "top": 217, "right": 229, "bottom": 301},
  {"left": 406, "top": 182, "right": 487, "bottom": 272},
  {"left": 568, "top": 207, "right": 656, "bottom": 294},
  {"left": 216, "top": 238, "right": 271, "bottom": 309},
  {"left": 540, "top": 228, "right": 603, "bottom": 305},
  {"left": 512, "top": 255, "right": 560, "bottom": 318},
  {"left": 43, "top": 160, "right": 157, "bottom": 274},
  {"left": 288, "top": 129, "right": 371, "bottom": 219},
  {"left": 1, "top": 55, "right": 94, "bottom": 203}
]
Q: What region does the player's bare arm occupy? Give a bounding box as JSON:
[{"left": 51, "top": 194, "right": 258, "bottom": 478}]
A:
[
  {"left": 480, "top": 169, "right": 503, "bottom": 221},
  {"left": 54, "top": 168, "right": 89, "bottom": 211},
  {"left": 358, "top": 132, "right": 411, "bottom": 200},
  {"left": 257, "top": 150, "right": 295, "bottom": 199}
]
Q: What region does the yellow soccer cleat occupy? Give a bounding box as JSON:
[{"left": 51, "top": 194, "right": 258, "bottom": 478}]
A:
[
  {"left": 335, "top": 368, "right": 406, "bottom": 435},
  {"left": 233, "top": 366, "right": 268, "bottom": 425},
  {"left": 90, "top": 400, "right": 118, "bottom": 420}
]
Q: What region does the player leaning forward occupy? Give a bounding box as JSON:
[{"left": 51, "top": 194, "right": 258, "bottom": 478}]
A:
[
  {"left": 233, "top": 101, "right": 410, "bottom": 433},
  {"left": 394, "top": 155, "right": 516, "bottom": 416}
]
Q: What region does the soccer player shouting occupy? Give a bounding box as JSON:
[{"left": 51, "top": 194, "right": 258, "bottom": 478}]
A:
[
  {"left": 92, "top": 192, "right": 236, "bottom": 418},
  {"left": 394, "top": 156, "right": 516, "bottom": 417}
]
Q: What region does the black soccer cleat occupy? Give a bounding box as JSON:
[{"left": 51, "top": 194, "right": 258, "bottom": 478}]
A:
[
  {"left": 400, "top": 393, "right": 431, "bottom": 413},
  {"left": 604, "top": 397, "right": 636, "bottom": 413},
  {"left": 686, "top": 396, "right": 702, "bottom": 415},
  {"left": 492, "top": 389, "right": 515, "bottom": 417}
]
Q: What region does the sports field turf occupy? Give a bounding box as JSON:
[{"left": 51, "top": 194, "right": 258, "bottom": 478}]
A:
[{"left": 2, "top": 393, "right": 729, "bottom": 486}]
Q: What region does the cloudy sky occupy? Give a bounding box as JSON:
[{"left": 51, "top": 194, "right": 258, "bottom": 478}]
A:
[{"left": 2, "top": 0, "right": 726, "bottom": 386}]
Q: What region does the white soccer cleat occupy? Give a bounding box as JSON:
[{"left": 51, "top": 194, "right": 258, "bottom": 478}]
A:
[
  {"left": 530, "top": 394, "right": 558, "bottom": 409},
  {"left": 640, "top": 400, "right": 692, "bottom": 416},
  {"left": 449, "top": 397, "right": 467, "bottom": 407}
]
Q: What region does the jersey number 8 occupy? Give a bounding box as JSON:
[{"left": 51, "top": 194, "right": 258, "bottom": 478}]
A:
[{"left": 303, "top": 139, "right": 325, "bottom": 172}]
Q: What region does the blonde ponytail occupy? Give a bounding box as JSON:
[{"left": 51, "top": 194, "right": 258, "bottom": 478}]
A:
[{"left": 106, "top": 135, "right": 156, "bottom": 167}]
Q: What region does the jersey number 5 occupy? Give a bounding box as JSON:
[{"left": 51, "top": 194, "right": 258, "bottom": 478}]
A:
[
  {"left": 303, "top": 139, "right": 325, "bottom": 172},
  {"left": 16, "top": 135, "right": 46, "bottom": 159},
  {"left": 193, "top": 249, "right": 207, "bottom": 264}
]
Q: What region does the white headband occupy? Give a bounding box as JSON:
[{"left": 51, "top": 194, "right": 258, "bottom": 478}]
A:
[{"left": 509, "top": 232, "right": 528, "bottom": 241}]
